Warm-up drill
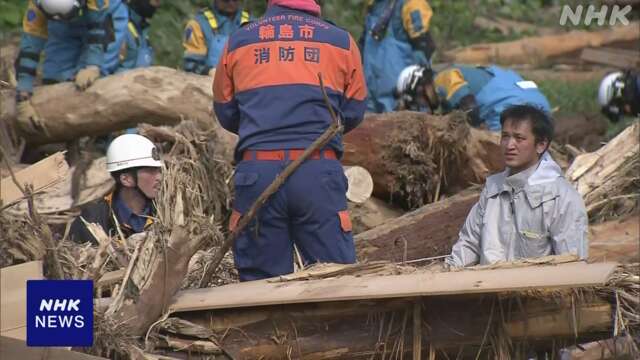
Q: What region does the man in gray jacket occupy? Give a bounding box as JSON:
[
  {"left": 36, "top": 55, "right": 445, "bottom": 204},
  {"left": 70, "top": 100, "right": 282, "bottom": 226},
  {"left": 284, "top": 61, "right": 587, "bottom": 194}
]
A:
[{"left": 448, "top": 104, "right": 588, "bottom": 267}]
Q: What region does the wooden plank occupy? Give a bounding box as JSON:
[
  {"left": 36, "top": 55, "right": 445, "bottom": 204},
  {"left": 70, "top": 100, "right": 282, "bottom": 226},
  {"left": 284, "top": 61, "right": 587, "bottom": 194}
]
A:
[
  {"left": 0, "top": 261, "right": 43, "bottom": 340},
  {"left": 169, "top": 262, "right": 618, "bottom": 313},
  {"left": 581, "top": 47, "right": 640, "bottom": 68},
  {"left": 0, "top": 152, "right": 68, "bottom": 205},
  {"left": 0, "top": 336, "right": 108, "bottom": 360}
]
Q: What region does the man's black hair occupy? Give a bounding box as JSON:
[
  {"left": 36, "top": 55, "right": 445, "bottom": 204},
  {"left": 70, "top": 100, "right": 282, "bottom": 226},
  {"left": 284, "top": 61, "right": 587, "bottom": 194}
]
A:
[{"left": 500, "top": 104, "right": 554, "bottom": 145}]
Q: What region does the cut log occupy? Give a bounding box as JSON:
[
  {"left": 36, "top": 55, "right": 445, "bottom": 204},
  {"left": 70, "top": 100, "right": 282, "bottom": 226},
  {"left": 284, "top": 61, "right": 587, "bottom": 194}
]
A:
[
  {"left": 581, "top": 47, "right": 640, "bottom": 68},
  {"left": 342, "top": 111, "right": 503, "bottom": 209},
  {"left": 343, "top": 165, "right": 373, "bottom": 204},
  {"left": 355, "top": 191, "right": 479, "bottom": 262},
  {"left": 175, "top": 292, "right": 615, "bottom": 359},
  {"left": 5, "top": 66, "right": 237, "bottom": 150},
  {"left": 443, "top": 22, "right": 640, "bottom": 65}
]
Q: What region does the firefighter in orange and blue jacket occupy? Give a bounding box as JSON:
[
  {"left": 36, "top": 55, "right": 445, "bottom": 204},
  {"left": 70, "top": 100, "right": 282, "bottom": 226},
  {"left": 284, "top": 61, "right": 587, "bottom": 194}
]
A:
[
  {"left": 182, "top": 0, "right": 252, "bottom": 75},
  {"left": 213, "top": 0, "right": 367, "bottom": 281}
]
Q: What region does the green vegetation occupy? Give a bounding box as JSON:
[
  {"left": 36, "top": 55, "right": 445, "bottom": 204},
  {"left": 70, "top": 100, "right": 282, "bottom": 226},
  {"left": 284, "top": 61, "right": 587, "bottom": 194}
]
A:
[
  {"left": 537, "top": 78, "right": 601, "bottom": 117},
  {"left": 1, "top": 0, "right": 632, "bottom": 132},
  {"left": 1, "top": 0, "right": 621, "bottom": 67}
]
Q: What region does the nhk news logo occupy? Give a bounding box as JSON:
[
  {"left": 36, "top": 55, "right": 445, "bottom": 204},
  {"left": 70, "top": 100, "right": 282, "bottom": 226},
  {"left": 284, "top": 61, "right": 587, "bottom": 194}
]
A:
[{"left": 27, "top": 280, "right": 93, "bottom": 347}]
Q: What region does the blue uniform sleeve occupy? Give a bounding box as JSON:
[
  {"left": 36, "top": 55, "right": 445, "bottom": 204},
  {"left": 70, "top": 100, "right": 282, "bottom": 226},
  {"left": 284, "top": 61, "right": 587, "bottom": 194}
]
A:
[
  {"left": 16, "top": 33, "right": 46, "bottom": 94},
  {"left": 115, "top": 32, "right": 136, "bottom": 72},
  {"left": 101, "top": 1, "right": 128, "bottom": 75},
  {"left": 83, "top": 0, "right": 109, "bottom": 68},
  {"left": 16, "top": 2, "right": 48, "bottom": 94}
]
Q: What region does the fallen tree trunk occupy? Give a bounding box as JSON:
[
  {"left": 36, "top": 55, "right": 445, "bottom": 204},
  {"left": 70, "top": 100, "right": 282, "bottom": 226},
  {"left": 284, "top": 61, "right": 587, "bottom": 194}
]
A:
[
  {"left": 355, "top": 191, "right": 479, "bottom": 262},
  {"left": 343, "top": 111, "right": 502, "bottom": 209},
  {"left": 5, "top": 66, "right": 237, "bottom": 150},
  {"left": 443, "top": 22, "right": 639, "bottom": 65},
  {"left": 175, "top": 289, "right": 616, "bottom": 359}
]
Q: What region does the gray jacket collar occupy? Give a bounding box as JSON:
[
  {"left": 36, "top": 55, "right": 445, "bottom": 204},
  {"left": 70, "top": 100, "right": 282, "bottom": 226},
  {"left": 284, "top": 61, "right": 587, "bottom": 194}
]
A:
[{"left": 486, "top": 152, "right": 563, "bottom": 207}]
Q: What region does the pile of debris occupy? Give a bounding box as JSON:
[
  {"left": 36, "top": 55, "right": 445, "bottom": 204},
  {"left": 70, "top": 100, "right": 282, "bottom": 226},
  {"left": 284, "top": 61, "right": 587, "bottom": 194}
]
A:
[{"left": 1, "top": 59, "right": 639, "bottom": 358}]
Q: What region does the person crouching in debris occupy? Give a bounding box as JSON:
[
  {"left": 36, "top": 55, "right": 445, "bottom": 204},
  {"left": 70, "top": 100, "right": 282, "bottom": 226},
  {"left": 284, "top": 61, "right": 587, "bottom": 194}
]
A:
[
  {"left": 395, "top": 64, "right": 551, "bottom": 132},
  {"left": 446, "top": 105, "right": 588, "bottom": 267},
  {"left": 70, "top": 134, "right": 163, "bottom": 244},
  {"left": 213, "top": 0, "right": 367, "bottom": 281},
  {"left": 598, "top": 70, "right": 640, "bottom": 123}
]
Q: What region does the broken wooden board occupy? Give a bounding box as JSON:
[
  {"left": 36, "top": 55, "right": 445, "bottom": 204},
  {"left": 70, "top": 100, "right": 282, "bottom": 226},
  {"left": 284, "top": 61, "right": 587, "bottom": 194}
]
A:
[
  {"left": 3, "top": 157, "right": 113, "bottom": 218},
  {"left": 566, "top": 121, "right": 639, "bottom": 218},
  {"left": 168, "top": 261, "right": 617, "bottom": 313},
  {"left": 0, "top": 261, "right": 43, "bottom": 340},
  {"left": 0, "top": 152, "right": 68, "bottom": 206},
  {"left": 581, "top": 47, "right": 640, "bottom": 68},
  {"left": 0, "top": 336, "right": 108, "bottom": 360}
]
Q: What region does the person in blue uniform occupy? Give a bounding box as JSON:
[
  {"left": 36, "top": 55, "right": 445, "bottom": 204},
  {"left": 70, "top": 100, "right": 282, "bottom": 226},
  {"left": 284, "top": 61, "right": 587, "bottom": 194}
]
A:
[
  {"left": 396, "top": 64, "right": 551, "bottom": 131},
  {"left": 361, "top": 0, "right": 435, "bottom": 113},
  {"left": 182, "top": 0, "right": 251, "bottom": 75},
  {"left": 102, "top": 0, "right": 160, "bottom": 75}
]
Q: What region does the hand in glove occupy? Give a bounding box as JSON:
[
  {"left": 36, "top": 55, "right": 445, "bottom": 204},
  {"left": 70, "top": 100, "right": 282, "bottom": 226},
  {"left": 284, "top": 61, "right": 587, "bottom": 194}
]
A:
[{"left": 75, "top": 65, "right": 101, "bottom": 90}]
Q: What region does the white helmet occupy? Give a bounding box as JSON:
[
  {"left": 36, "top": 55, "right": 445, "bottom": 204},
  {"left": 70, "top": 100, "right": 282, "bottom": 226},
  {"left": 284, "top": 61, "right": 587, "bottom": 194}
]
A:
[
  {"left": 598, "top": 71, "right": 624, "bottom": 107},
  {"left": 35, "top": 0, "right": 83, "bottom": 20},
  {"left": 106, "top": 134, "right": 162, "bottom": 173},
  {"left": 397, "top": 65, "right": 424, "bottom": 95}
]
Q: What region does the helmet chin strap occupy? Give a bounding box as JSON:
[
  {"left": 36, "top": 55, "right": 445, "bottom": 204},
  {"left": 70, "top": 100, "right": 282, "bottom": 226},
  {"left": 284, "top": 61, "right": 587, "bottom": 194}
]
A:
[{"left": 130, "top": 169, "right": 151, "bottom": 201}]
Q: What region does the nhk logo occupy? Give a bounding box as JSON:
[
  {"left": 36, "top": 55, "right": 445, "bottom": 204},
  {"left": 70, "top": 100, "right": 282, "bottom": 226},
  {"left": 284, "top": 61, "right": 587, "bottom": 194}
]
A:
[
  {"left": 559, "top": 5, "right": 632, "bottom": 26},
  {"left": 35, "top": 299, "right": 86, "bottom": 329},
  {"left": 27, "top": 280, "right": 93, "bottom": 346}
]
